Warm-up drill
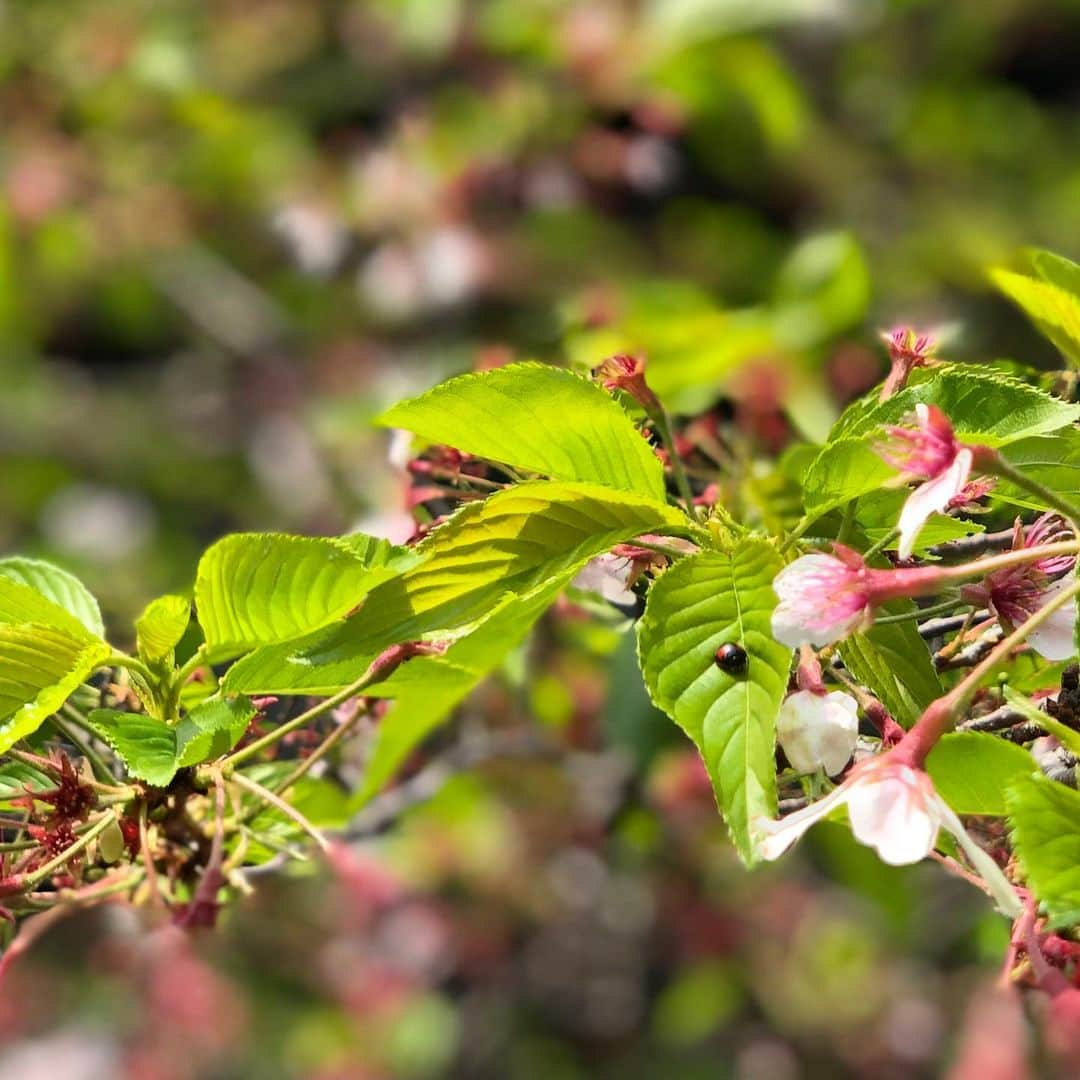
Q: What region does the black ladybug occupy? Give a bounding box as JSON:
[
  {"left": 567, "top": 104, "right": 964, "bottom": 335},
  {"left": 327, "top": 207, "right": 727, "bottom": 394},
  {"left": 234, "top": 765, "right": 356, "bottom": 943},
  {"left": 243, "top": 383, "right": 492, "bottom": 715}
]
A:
[{"left": 714, "top": 642, "right": 748, "bottom": 675}]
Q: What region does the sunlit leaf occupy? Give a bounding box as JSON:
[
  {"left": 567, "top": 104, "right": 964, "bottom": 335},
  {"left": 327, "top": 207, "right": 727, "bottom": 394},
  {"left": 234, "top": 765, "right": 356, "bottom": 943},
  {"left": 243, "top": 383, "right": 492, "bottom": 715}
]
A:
[
  {"left": 637, "top": 541, "right": 790, "bottom": 863},
  {"left": 378, "top": 362, "right": 666, "bottom": 500}
]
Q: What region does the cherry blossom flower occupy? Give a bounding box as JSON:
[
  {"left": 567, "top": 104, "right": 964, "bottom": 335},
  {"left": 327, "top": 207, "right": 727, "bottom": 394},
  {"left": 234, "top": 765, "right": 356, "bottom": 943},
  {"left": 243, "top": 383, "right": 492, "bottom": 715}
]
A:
[
  {"left": 776, "top": 689, "right": 859, "bottom": 776},
  {"left": 754, "top": 757, "right": 1019, "bottom": 907},
  {"left": 771, "top": 545, "right": 876, "bottom": 647},
  {"left": 877, "top": 404, "right": 982, "bottom": 559},
  {"left": 961, "top": 514, "right": 1077, "bottom": 660}
]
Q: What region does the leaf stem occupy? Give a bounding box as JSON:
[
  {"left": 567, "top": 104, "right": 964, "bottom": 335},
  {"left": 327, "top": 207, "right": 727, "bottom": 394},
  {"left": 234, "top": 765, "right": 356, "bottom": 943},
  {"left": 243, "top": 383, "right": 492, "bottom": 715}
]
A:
[
  {"left": 653, "top": 411, "right": 703, "bottom": 524},
  {"left": 219, "top": 658, "right": 396, "bottom": 774},
  {"left": 106, "top": 652, "right": 156, "bottom": 685},
  {"left": 229, "top": 771, "right": 329, "bottom": 852}
]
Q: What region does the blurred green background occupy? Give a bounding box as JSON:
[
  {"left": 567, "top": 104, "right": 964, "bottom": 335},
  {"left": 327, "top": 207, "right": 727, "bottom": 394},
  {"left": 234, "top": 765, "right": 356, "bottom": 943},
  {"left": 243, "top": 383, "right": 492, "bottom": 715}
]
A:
[{"left": 0, "top": 0, "right": 1076, "bottom": 1076}]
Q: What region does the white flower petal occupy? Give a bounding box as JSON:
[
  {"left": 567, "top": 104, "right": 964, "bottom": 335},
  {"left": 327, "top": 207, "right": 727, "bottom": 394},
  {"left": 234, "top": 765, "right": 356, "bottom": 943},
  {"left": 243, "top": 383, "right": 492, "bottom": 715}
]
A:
[
  {"left": 1026, "top": 581, "right": 1077, "bottom": 661},
  {"left": 572, "top": 554, "right": 635, "bottom": 606},
  {"left": 897, "top": 448, "right": 973, "bottom": 559},
  {"left": 847, "top": 767, "right": 940, "bottom": 865},
  {"left": 776, "top": 690, "right": 859, "bottom": 776},
  {"left": 753, "top": 783, "right": 851, "bottom": 861}
]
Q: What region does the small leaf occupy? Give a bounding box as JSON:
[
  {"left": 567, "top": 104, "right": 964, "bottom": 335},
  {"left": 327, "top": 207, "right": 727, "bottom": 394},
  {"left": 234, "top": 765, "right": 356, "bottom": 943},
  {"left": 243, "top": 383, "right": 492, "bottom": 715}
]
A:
[
  {"left": 136, "top": 594, "right": 191, "bottom": 663},
  {"left": 0, "top": 760, "right": 53, "bottom": 801},
  {"left": 992, "top": 267, "right": 1080, "bottom": 366},
  {"left": 839, "top": 606, "right": 942, "bottom": 727},
  {"left": 0, "top": 557, "right": 104, "bottom": 639},
  {"left": 926, "top": 732, "right": 1035, "bottom": 815},
  {"left": 195, "top": 532, "right": 411, "bottom": 658},
  {"left": 1007, "top": 774, "right": 1080, "bottom": 927},
  {"left": 175, "top": 694, "right": 255, "bottom": 768},
  {"left": 1031, "top": 249, "right": 1080, "bottom": 297},
  {"left": 637, "top": 541, "right": 790, "bottom": 863},
  {"left": 84, "top": 708, "right": 177, "bottom": 788},
  {"left": 0, "top": 626, "right": 111, "bottom": 754},
  {"left": 378, "top": 362, "right": 666, "bottom": 500}
]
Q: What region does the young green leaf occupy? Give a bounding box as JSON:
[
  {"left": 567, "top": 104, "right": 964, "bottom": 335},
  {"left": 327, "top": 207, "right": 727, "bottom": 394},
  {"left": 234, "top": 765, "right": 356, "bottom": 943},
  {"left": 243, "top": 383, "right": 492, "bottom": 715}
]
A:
[
  {"left": 0, "top": 557, "right": 105, "bottom": 639},
  {"left": 1007, "top": 774, "right": 1080, "bottom": 928},
  {"left": 195, "top": 532, "right": 412, "bottom": 658},
  {"left": 0, "top": 576, "right": 104, "bottom": 643},
  {"left": 925, "top": 732, "right": 1035, "bottom": 815},
  {"left": 991, "top": 267, "right": 1080, "bottom": 366},
  {"left": 0, "top": 626, "right": 112, "bottom": 754},
  {"left": 377, "top": 362, "right": 666, "bottom": 500},
  {"left": 637, "top": 541, "right": 790, "bottom": 864},
  {"left": 84, "top": 708, "right": 178, "bottom": 788},
  {"left": 135, "top": 594, "right": 191, "bottom": 663},
  {"left": 1031, "top": 248, "right": 1080, "bottom": 297},
  {"left": 0, "top": 759, "right": 54, "bottom": 801},
  {"left": 224, "top": 481, "right": 687, "bottom": 694},
  {"left": 839, "top": 607, "right": 942, "bottom": 727},
  {"left": 174, "top": 694, "right": 256, "bottom": 768}
]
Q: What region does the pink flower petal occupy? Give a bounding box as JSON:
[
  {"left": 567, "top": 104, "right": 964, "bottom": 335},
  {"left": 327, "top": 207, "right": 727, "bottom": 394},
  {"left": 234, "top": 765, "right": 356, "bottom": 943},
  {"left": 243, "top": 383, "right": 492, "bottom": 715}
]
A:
[{"left": 897, "top": 447, "right": 973, "bottom": 558}]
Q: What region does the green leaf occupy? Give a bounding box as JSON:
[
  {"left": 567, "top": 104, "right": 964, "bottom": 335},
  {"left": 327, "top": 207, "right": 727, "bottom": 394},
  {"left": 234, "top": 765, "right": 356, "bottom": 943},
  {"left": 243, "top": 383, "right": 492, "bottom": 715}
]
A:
[
  {"left": 0, "top": 627, "right": 111, "bottom": 754},
  {"left": 175, "top": 694, "right": 256, "bottom": 768},
  {"left": 926, "top": 732, "right": 1035, "bottom": 815},
  {"left": 1031, "top": 249, "right": 1080, "bottom": 298},
  {"left": 378, "top": 362, "right": 666, "bottom": 500},
  {"left": 136, "top": 594, "right": 191, "bottom": 663},
  {"left": 195, "top": 532, "right": 412, "bottom": 658},
  {"left": 350, "top": 578, "right": 570, "bottom": 808},
  {"left": 833, "top": 364, "right": 1080, "bottom": 446},
  {"left": 637, "top": 541, "right": 790, "bottom": 864},
  {"left": 771, "top": 230, "right": 870, "bottom": 347},
  {"left": 1007, "top": 774, "right": 1080, "bottom": 927},
  {"left": 0, "top": 576, "right": 103, "bottom": 643},
  {"left": 990, "top": 429, "right": 1080, "bottom": 511},
  {"left": 992, "top": 267, "right": 1080, "bottom": 366},
  {"left": 0, "top": 557, "right": 104, "bottom": 639},
  {"left": 807, "top": 366, "right": 1080, "bottom": 515},
  {"left": 854, "top": 489, "right": 983, "bottom": 554},
  {"left": 84, "top": 708, "right": 178, "bottom": 788},
  {"left": 225, "top": 481, "right": 687, "bottom": 695},
  {"left": 0, "top": 760, "right": 53, "bottom": 801},
  {"left": 839, "top": 607, "right": 942, "bottom": 727}
]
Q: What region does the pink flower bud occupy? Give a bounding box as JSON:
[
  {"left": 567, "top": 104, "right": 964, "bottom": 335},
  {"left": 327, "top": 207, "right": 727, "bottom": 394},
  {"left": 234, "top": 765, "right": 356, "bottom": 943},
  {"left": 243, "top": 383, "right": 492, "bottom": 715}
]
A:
[
  {"left": 592, "top": 353, "right": 662, "bottom": 416},
  {"left": 776, "top": 689, "right": 859, "bottom": 776}
]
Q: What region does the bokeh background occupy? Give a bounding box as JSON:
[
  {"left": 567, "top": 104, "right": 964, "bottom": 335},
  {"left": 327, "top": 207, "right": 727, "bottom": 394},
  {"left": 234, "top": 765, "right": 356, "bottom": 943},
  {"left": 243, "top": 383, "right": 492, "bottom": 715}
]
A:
[{"left": 0, "top": 1, "right": 1077, "bottom": 1076}]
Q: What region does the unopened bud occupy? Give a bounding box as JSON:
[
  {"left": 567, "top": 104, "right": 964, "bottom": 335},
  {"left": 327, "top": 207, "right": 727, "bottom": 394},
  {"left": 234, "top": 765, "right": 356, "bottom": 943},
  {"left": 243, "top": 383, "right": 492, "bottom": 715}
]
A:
[{"left": 777, "top": 689, "right": 859, "bottom": 776}]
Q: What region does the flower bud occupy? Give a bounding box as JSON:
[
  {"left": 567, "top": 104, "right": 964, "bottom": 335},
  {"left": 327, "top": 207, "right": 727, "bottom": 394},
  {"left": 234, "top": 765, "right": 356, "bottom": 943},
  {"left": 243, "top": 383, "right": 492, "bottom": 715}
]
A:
[{"left": 776, "top": 689, "right": 859, "bottom": 776}]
